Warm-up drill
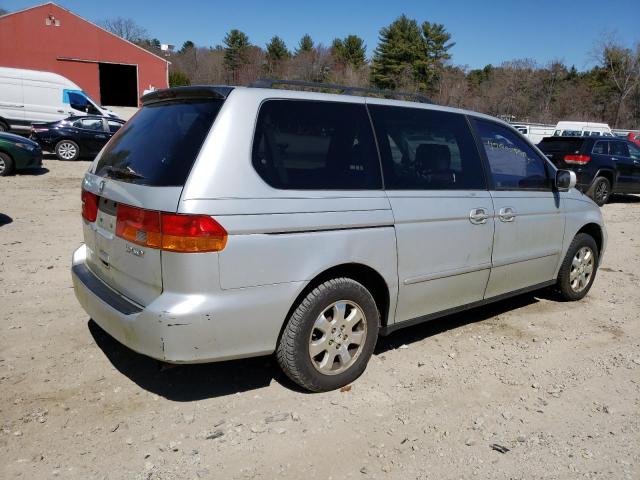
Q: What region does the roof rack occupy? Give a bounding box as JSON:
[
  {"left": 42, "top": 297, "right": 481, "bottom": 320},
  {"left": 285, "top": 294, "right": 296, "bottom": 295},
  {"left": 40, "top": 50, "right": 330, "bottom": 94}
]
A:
[{"left": 249, "top": 78, "right": 432, "bottom": 104}]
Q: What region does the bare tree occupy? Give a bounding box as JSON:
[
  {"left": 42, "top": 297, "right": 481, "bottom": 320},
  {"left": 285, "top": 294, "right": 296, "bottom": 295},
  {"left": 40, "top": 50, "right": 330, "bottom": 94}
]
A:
[
  {"left": 98, "top": 17, "right": 148, "bottom": 43},
  {"left": 595, "top": 39, "right": 640, "bottom": 127}
]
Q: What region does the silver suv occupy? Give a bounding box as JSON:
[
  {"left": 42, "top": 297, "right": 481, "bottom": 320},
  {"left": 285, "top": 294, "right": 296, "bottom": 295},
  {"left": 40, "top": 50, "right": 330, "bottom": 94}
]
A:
[{"left": 72, "top": 83, "right": 606, "bottom": 392}]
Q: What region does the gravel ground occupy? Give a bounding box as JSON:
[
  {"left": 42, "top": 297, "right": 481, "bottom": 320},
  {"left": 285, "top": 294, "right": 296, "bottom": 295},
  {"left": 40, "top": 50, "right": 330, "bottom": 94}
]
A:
[{"left": 1, "top": 159, "right": 639, "bottom": 480}]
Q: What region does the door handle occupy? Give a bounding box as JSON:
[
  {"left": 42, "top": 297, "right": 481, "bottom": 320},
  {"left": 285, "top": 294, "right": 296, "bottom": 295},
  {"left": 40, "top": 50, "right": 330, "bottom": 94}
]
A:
[
  {"left": 611, "top": 157, "right": 618, "bottom": 161},
  {"left": 95, "top": 135, "right": 106, "bottom": 139},
  {"left": 469, "top": 208, "right": 489, "bottom": 225},
  {"left": 499, "top": 207, "right": 516, "bottom": 222}
]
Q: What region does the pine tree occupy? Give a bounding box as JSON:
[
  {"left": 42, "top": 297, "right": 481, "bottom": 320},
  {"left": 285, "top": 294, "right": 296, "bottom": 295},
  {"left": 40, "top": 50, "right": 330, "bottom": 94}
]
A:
[
  {"left": 295, "top": 34, "right": 314, "bottom": 56},
  {"left": 332, "top": 35, "right": 366, "bottom": 68},
  {"left": 265, "top": 36, "right": 291, "bottom": 77},
  {"left": 370, "top": 15, "right": 425, "bottom": 90},
  {"left": 266, "top": 36, "right": 291, "bottom": 63},
  {"left": 420, "top": 22, "right": 455, "bottom": 94},
  {"left": 223, "top": 29, "right": 251, "bottom": 83}
]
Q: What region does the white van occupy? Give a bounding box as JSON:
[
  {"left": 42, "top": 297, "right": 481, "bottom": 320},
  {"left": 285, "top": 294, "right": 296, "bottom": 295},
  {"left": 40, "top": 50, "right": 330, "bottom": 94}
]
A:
[
  {"left": 553, "top": 121, "right": 613, "bottom": 137},
  {"left": 512, "top": 123, "right": 556, "bottom": 144},
  {"left": 0, "top": 67, "right": 118, "bottom": 132}
]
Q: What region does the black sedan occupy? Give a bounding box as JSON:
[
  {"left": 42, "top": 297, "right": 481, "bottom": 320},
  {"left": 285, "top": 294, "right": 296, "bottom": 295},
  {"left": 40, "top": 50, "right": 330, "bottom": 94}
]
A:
[{"left": 30, "top": 116, "right": 125, "bottom": 161}]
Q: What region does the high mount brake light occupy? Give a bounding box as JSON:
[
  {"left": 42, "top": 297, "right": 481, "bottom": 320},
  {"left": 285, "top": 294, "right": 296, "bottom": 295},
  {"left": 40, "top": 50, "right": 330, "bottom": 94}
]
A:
[{"left": 115, "top": 204, "right": 227, "bottom": 253}]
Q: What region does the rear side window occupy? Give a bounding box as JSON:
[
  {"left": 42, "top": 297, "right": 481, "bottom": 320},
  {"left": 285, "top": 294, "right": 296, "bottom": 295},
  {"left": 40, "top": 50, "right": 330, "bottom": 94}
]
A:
[
  {"left": 592, "top": 141, "right": 609, "bottom": 155},
  {"left": 81, "top": 118, "right": 104, "bottom": 131},
  {"left": 368, "top": 105, "right": 485, "bottom": 190},
  {"left": 473, "top": 119, "right": 552, "bottom": 190},
  {"left": 96, "top": 100, "right": 223, "bottom": 186},
  {"left": 252, "top": 100, "right": 381, "bottom": 190}
]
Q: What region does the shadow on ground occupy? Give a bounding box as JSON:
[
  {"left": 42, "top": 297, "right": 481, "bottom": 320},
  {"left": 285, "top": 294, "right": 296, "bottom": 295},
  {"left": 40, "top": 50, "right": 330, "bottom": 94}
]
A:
[
  {"left": 0, "top": 213, "right": 13, "bottom": 226},
  {"left": 608, "top": 194, "right": 640, "bottom": 204},
  {"left": 89, "top": 291, "right": 544, "bottom": 400},
  {"left": 16, "top": 167, "right": 49, "bottom": 176}
]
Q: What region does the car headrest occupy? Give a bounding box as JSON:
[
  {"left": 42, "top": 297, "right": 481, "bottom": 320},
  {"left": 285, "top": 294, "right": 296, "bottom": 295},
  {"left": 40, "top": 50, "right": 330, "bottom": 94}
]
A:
[{"left": 415, "top": 143, "right": 451, "bottom": 173}]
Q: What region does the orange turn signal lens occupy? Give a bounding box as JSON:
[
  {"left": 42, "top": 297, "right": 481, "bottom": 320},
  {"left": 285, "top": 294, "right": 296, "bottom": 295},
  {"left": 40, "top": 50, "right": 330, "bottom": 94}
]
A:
[{"left": 115, "top": 204, "right": 227, "bottom": 253}]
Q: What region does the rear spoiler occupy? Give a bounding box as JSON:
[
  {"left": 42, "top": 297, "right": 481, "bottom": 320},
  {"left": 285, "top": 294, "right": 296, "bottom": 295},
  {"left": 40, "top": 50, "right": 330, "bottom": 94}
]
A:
[{"left": 141, "top": 86, "right": 234, "bottom": 106}]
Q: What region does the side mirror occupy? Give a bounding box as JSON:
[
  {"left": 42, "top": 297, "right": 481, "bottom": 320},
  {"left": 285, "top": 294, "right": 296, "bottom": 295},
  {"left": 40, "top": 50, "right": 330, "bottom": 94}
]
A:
[{"left": 556, "top": 169, "right": 576, "bottom": 191}]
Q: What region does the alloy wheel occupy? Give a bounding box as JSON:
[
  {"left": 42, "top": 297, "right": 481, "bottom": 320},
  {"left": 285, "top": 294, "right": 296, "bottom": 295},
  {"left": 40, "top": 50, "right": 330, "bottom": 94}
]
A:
[
  {"left": 308, "top": 300, "right": 367, "bottom": 375},
  {"left": 595, "top": 181, "right": 609, "bottom": 204},
  {"left": 570, "top": 246, "right": 595, "bottom": 292},
  {"left": 0, "top": 157, "right": 5, "bottom": 175},
  {"left": 58, "top": 142, "right": 77, "bottom": 160}
]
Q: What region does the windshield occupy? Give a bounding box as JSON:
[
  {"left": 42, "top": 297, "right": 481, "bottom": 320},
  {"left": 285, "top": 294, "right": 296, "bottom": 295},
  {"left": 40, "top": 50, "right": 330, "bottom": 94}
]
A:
[{"left": 95, "top": 99, "right": 224, "bottom": 186}]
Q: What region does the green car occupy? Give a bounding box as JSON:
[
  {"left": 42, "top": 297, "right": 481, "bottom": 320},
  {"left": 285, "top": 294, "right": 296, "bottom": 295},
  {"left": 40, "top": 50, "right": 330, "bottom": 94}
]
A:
[{"left": 0, "top": 131, "right": 43, "bottom": 176}]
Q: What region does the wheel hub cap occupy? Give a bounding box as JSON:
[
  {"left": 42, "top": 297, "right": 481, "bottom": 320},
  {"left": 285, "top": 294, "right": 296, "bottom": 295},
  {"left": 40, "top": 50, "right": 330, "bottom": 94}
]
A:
[
  {"left": 59, "top": 143, "right": 76, "bottom": 159},
  {"left": 569, "top": 246, "right": 595, "bottom": 292},
  {"left": 309, "top": 300, "right": 367, "bottom": 375}
]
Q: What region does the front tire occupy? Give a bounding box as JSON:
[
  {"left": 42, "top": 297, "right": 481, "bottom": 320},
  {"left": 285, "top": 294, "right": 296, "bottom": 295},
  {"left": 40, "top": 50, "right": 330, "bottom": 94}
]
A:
[
  {"left": 588, "top": 176, "right": 610, "bottom": 206},
  {"left": 556, "top": 233, "right": 599, "bottom": 301},
  {"left": 0, "top": 152, "right": 15, "bottom": 176},
  {"left": 55, "top": 140, "right": 80, "bottom": 161},
  {"left": 276, "top": 278, "right": 380, "bottom": 392}
]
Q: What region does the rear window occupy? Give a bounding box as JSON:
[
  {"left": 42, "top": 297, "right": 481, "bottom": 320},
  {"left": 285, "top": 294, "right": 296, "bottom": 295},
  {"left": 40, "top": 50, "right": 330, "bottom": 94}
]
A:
[
  {"left": 252, "top": 100, "right": 381, "bottom": 190},
  {"left": 95, "top": 100, "right": 223, "bottom": 186},
  {"left": 538, "top": 138, "right": 586, "bottom": 154}
]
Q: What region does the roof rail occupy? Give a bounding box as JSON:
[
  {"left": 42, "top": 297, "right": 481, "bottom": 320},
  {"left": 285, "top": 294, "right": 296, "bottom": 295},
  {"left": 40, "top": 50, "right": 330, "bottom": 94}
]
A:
[{"left": 249, "top": 78, "right": 432, "bottom": 104}]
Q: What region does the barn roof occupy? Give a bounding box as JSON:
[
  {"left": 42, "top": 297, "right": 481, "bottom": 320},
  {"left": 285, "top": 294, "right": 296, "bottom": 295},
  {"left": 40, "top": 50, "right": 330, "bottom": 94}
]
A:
[{"left": 0, "top": 2, "right": 170, "bottom": 65}]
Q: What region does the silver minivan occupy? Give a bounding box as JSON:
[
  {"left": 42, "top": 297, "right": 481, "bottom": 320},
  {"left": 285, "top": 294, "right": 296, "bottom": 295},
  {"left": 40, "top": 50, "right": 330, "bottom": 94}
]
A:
[{"left": 72, "top": 84, "right": 606, "bottom": 392}]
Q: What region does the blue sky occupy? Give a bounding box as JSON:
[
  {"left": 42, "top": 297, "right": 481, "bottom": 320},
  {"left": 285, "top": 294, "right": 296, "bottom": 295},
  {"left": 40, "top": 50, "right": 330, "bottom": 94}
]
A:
[{"left": 2, "top": 0, "right": 638, "bottom": 70}]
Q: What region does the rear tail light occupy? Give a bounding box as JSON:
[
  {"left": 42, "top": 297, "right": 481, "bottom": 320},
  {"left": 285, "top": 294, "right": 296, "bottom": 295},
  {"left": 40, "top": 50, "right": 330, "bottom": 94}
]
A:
[
  {"left": 115, "top": 204, "right": 227, "bottom": 253},
  {"left": 564, "top": 154, "right": 591, "bottom": 165},
  {"left": 81, "top": 189, "right": 98, "bottom": 222}
]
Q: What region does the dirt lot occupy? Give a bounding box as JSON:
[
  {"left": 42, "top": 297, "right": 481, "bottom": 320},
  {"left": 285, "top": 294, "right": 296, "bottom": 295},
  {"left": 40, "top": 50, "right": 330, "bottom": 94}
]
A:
[{"left": 1, "top": 159, "right": 639, "bottom": 480}]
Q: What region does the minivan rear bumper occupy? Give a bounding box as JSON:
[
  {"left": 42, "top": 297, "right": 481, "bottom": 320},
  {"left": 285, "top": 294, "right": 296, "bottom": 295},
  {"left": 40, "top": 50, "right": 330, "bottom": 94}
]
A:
[{"left": 72, "top": 244, "right": 303, "bottom": 364}]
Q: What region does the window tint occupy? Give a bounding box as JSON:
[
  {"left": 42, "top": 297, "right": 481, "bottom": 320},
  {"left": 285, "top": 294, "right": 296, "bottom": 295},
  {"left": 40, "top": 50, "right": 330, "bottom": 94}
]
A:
[
  {"left": 107, "top": 120, "right": 123, "bottom": 133},
  {"left": 368, "top": 105, "right": 485, "bottom": 190},
  {"left": 473, "top": 119, "right": 551, "bottom": 190},
  {"left": 81, "top": 118, "right": 104, "bottom": 131},
  {"left": 628, "top": 143, "right": 640, "bottom": 160},
  {"left": 592, "top": 141, "right": 609, "bottom": 155},
  {"left": 252, "top": 100, "right": 381, "bottom": 190},
  {"left": 96, "top": 99, "right": 223, "bottom": 186},
  {"left": 610, "top": 141, "right": 629, "bottom": 157}
]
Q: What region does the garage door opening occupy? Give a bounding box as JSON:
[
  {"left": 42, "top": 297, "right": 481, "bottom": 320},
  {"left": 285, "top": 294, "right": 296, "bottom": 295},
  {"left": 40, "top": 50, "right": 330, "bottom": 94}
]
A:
[{"left": 99, "top": 63, "right": 137, "bottom": 106}]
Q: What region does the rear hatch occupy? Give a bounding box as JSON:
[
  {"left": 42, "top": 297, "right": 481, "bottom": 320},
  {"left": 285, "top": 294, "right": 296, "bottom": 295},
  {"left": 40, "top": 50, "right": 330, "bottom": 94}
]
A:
[
  {"left": 537, "top": 137, "right": 587, "bottom": 168},
  {"left": 81, "top": 87, "right": 230, "bottom": 306}
]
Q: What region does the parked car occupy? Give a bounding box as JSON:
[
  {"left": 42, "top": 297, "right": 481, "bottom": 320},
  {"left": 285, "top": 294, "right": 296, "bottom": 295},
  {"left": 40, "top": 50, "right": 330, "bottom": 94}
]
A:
[
  {"left": 628, "top": 132, "right": 640, "bottom": 147},
  {"left": 0, "top": 131, "right": 42, "bottom": 176},
  {"left": 0, "top": 67, "right": 118, "bottom": 133},
  {"left": 538, "top": 136, "right": 640, "bottom": 206},
  {"left": 552, "top": 121, "right": 613, "bottom": 137},
  {"left": 30, "top": 116, "right": 125, "bottom": 160},
  {"left": 72, "top": 84, "right": 606, "bottom": 392}
]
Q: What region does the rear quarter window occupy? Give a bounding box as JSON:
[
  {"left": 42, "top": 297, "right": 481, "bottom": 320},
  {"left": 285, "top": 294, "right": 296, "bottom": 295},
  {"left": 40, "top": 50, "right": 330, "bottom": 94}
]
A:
[
  {"left": 95, "top": 99, "right": 223, "bottom": 186},
  {"left": 252, "top": 100, "right": 381, "bottom": 190}
]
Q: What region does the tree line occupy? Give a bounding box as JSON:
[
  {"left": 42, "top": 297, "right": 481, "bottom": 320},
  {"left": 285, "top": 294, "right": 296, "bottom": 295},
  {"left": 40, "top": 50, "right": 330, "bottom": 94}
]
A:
[{"left": 101, "top": 14, "right": 640, "bottom": 129}]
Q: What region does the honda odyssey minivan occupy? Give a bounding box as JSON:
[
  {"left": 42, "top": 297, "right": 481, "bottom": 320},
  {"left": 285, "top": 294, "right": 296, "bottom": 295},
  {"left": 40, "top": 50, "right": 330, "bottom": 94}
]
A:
[{"left": 72, "top": 83, "right": 606, "bottom": 392}]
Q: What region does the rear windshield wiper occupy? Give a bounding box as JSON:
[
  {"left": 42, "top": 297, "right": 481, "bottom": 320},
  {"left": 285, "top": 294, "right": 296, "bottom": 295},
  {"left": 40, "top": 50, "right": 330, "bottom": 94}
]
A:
[{"left": 103, "top": 165, "right": 145, "bottom": 181}]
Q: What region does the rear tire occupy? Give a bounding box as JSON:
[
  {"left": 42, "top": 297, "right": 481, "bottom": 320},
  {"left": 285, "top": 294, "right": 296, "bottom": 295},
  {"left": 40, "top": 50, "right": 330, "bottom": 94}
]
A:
[
  {"left": 556, "top": 233, "right": 599, "bottom": 301},
  {"left": 0, "top": 120, "right": 9, "bottom": 132},
  {"left": 276, "top": 277, "right": 379, "bottom": 392},
  {"left": 55, "top": 140, "right": 80, "bottom": 161},
  {"left": 0, "top": 152, "right": 15, "bottom": 176},
  {"left": 588, "top": 176, "right": 610, "bottom": 206}
]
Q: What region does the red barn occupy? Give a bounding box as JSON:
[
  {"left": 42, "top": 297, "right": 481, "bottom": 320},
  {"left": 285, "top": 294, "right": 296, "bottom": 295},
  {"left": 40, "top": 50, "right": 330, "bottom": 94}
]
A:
[{"left": 0, "top": 2, "right": 169, "bottom": 106}]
